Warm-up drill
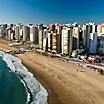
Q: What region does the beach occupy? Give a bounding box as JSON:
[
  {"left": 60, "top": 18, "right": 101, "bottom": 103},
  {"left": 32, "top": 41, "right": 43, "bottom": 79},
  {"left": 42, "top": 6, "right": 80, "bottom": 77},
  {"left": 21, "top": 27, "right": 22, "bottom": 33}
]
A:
[{"left": 1, "top": 39, "right": 104, "bottom": 104}]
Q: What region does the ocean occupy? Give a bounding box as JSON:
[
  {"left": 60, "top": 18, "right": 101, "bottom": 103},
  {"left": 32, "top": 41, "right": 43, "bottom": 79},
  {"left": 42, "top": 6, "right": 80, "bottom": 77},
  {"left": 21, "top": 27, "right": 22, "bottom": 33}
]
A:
[{"left": 0, "top": 56, "right": 28, "bottom": 104}]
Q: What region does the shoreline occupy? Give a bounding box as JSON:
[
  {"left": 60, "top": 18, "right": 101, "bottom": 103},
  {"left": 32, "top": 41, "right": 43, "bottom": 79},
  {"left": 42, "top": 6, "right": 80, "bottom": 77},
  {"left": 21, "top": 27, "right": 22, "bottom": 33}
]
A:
[
  {"left": 0, "top": 51, "right": 31, "bottom": 103},
  {"left": 0, "top": 51, "right": 48, "bottom": 104},
  {"left": 1, "top": 39, "right": 104, "bottom": 104},
  {"left": 17, "top": 74, "right": 32, "bottom": 104},
  {"left": 0, "top": 39, "right": 61, "bottom": 104}
]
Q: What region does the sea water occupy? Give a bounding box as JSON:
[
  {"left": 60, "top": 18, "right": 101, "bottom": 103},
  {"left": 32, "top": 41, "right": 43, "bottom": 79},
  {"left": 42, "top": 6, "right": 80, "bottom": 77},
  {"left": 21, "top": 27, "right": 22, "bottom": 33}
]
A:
[{"left": 0, "top": 56, "right": 28, "bottom": 104}]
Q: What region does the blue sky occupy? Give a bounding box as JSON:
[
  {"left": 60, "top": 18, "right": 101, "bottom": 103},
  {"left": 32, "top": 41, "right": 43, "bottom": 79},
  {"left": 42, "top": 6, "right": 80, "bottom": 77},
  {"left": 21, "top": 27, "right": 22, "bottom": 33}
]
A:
[{"left": 0, "top": 0, "right": 104, "bottom": 24}]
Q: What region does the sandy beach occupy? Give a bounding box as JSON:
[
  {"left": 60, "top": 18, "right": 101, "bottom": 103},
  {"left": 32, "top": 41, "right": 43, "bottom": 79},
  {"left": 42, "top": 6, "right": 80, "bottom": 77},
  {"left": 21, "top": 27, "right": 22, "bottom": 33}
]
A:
[{"left": 1, "top": 39, "right": 104, "bottom": 104}]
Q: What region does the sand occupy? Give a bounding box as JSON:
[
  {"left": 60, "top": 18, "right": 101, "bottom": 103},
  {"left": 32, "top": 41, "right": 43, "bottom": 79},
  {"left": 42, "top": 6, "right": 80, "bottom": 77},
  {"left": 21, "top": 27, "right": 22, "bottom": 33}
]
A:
[{"left": 0, "top": 39, "right": 104, "bottom": 104}]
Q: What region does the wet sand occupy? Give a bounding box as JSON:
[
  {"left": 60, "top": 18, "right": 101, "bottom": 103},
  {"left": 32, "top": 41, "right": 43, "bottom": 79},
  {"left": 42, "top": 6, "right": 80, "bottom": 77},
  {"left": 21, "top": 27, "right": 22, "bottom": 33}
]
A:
[{"left": 1, "top": 39, "right": 104, "bottom": 104}]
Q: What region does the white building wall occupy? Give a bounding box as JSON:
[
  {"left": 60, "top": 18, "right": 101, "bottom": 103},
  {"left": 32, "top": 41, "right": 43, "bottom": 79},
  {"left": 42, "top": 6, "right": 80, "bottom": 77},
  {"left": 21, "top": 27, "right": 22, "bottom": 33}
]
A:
[
  {"left": 20, "top": 29, "right": 23, "bottom": 37},
  {"left": 53, "top": 33, "right": 57, "bottom": 51},
  {"left": 30, "top": 26, "right": 35, "bottom": 43},
  {"left": 38, "top": 30, "right": 43, "bottom": 49},
  {"left": 43, "top": 30, "right": 47, "bottom": 51},
  {"left": 8, "top": 29, "right": 11, "bottom": 40},
  {"left": 11, "top": 33, "right": 14, "bottom": 40},
  {"left": 23, "top": 26, "right": 30, "bottom": 42},
  {"left": 48, "top": 32, "right": 51, "bottom": 51},
  {"left": 62, "top": 28, "right": 69, "bottom": 54}
]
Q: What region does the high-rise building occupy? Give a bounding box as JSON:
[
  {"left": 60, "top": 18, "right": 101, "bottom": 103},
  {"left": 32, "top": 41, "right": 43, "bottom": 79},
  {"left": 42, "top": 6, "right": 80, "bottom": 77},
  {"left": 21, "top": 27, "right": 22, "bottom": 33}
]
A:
[
  {"left": 29, "top": 25, "right": 39, "bottom": 44},
  {"left": 83, "top": 23, "right": 97, "bottom": 53},
  {"left": 56, "top": 33, "right": 61, "bottom": 53},
  {"left": 89, "top": 25, "right": 97, "bottom": 54},
  {"left": 47, "top": 32, "right": 51, "bottom": 52},
  {"left": 20, "top": 28, "right": 23, "bottom": 39},
  {"left": 82, "top": 24, "right": 90, "bottom": 49},
  {"left": 50, "top": 32, "right": 57, "bottom": 53},
  {"left": 30, "top": 26, "right": 35, "bottom": 43},
  {"left": 7, "top": 28, "right": 11, "bottom": 40},
  {"left": 97, "top": 35, "right": 104, "bottom": 54},
  {"left": 43, "top": 29, "right": 48, "bottom": 51},
  {"left": 34, "top": 26, "right": 39, "bottom": 45},
  {"left": 14, "top": 25, "right": 20, "bottom": 41},
  {"left": 61, "top": 27, "right": 73, "bottom": 56},
  {"left": 72, "top": 26, "right": 79, "bottom": 50},
  {"left": 2, "top": 24, "right": 7, "bottom": 29},
  {"left": 49, "top": 24, "right": 55, "bottom": 32},
  {"left": 0, "top": 25, "right": 6, "bottom": 37},
  {"left": 82, "top": 23, "right": 97, "bottom": 54},
  {"left": 98, "top": 24, "right": 104, "bottom": 36},
  {"left": 0, "top": 27, "right": 4, "bottom": 37},
  {"left": 38, "top": 30, "right": 43, "bottom": 49},
  {"left": 56, "top": 25, "right": 62, "bottom": 53},
  {"left": 79, "top": 27, "right": 83, "bottom": 48},
  {"left": 23, "top": 26, "right": 30, "bottom": 42}
]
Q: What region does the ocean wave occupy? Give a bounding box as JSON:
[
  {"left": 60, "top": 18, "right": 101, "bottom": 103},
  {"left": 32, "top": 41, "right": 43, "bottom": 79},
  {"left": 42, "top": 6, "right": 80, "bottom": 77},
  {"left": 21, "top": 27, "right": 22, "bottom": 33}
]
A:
[{"left": 0, "top": 51, "right": 48, "bottom": 104}]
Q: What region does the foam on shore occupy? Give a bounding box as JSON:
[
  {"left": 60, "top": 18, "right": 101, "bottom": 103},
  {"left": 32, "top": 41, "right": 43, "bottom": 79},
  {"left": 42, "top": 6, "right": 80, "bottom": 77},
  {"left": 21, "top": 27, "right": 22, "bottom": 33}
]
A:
[{"left": 0, "top": 51, "right": 48, "bottom": 104}]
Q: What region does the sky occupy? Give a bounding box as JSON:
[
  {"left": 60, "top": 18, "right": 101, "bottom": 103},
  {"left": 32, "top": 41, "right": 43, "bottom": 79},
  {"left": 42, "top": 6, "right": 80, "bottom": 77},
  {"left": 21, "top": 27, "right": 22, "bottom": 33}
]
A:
[{"left": 0, "top": 0, "right": 104, "bottom": 24}]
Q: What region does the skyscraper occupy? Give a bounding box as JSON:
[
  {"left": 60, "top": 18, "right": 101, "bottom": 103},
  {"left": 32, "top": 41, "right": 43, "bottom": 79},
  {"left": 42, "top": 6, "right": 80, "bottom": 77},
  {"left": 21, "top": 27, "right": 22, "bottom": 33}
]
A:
[
  {"left": 38, "top": 30, "right": 43, "bottom": 49},
  {"left": 72, "top": 26, "right": 79, "bottom": 50},
  {"left": 62, "top": 27, "right": 73, "bottom": 56},
  {"left": 83, "top": 23, "right": 97, "bottom": 54},
  {"left": 14, "top": 25, "right": 20, "bottom": 41},
  {"left": 23, "top": 25, "right": 30, "bottom": 42}
]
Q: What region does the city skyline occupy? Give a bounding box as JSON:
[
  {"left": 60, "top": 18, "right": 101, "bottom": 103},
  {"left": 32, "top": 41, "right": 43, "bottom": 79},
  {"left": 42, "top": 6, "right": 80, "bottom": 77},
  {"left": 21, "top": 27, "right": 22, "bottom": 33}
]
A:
[{"left": 0, "top": 0, "right": 104, "bottom": 24}]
